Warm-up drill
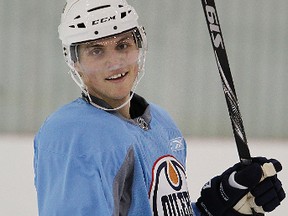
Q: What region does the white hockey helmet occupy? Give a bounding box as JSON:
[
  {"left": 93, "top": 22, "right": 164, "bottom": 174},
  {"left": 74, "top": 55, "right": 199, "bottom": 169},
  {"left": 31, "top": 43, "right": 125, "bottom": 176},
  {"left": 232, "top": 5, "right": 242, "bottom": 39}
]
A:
[{"left": 59, "top": 0, "right": 146, "bottom": 65}]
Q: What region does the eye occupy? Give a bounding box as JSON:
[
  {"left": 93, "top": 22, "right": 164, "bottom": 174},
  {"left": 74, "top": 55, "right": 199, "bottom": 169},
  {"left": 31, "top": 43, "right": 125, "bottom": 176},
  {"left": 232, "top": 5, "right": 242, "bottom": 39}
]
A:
[
  {"left": 89, "top": 47, "right": 104, "bottom": 56},
  {"left": 117, "top": 42, "right": 129, "bottom": 50}
]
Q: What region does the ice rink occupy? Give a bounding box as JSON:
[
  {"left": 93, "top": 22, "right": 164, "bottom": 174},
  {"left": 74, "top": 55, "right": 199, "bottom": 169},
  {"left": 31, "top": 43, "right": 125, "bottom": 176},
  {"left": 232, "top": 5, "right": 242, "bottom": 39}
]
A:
[{"left": 0, "top": 134, "right": 287, "bottom": 215}]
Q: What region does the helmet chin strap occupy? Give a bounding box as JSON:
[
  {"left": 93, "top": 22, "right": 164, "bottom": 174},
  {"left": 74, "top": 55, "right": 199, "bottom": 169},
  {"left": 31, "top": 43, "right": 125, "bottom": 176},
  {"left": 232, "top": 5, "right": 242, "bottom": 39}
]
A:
[{"left": 89, "top": 70, "right": 144, "bottom": 112}]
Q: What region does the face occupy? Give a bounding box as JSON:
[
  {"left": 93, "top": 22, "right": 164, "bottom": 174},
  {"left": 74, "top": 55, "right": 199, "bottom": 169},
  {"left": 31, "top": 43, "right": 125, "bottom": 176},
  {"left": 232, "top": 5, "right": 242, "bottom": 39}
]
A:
[{"left": 74, "top": 31, "right": 139, "bottom": 108}]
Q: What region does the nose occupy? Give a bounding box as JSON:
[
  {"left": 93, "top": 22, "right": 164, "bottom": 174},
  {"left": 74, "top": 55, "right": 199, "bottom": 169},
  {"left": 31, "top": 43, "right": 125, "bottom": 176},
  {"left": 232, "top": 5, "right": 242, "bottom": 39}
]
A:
[{"left": 104, "top": 50, "right": 125, "bottom": 72}]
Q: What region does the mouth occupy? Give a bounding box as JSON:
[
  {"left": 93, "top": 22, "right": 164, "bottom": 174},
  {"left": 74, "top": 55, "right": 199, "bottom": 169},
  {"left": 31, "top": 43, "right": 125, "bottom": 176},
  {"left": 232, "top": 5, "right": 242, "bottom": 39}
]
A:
[{"left": 106, "top": 72, "right": 128, "bottom": 81}]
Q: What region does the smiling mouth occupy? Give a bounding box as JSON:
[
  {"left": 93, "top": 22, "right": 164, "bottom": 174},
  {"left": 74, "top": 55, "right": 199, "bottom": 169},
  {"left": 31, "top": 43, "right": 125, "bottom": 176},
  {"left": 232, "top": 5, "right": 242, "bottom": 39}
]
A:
[{"left": 106, "top": 72, "right": 128, "bottom": 80}]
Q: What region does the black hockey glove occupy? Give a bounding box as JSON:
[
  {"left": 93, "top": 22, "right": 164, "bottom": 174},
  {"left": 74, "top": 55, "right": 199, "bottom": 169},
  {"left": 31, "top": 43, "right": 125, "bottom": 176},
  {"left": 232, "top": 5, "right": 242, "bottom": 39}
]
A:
[{"left": 196, "top": 157, "right": 285, "bottom": 216}]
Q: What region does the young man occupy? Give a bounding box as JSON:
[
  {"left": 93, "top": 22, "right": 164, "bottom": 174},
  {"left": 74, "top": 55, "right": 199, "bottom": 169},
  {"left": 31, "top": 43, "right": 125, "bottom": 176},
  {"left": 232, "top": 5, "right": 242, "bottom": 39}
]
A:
[{"left": 34, "top": 0, "right": 285, "bottom": 215}]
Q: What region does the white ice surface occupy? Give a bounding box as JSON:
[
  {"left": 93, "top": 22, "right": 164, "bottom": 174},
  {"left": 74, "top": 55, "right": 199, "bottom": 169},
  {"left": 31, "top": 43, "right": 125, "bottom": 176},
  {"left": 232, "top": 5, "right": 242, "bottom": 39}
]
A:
[{"left": 0, "top": 135, "right": 287, "bottom": 215}]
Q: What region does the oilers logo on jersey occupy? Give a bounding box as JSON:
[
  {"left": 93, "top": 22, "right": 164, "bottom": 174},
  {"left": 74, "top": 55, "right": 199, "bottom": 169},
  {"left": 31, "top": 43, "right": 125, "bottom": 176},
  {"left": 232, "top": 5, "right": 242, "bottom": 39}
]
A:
[{"left": 149, "top": 155, "right": 194, "bottom": 216}]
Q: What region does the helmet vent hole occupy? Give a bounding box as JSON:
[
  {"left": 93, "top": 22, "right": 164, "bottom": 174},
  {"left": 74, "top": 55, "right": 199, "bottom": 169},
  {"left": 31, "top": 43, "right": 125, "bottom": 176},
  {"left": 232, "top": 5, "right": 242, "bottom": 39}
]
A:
[
  {"left": 87, "top": 5, "right": 110, "bottom": 13},
  {"left": 118, "top": 5, "right": 124, "bottom": 8},
  {"left": 94, "top": 31, "right": 99, "bottom": 35},
  {"left": 113, "top": 26, "right": 118, "bottom": 30},
  {"left": 77, "top": 23, "right": 86, "bottom": 28},
  {"left": 74, "top": 15, "right": 81, "bottom": 20},
  {"left": 121, "top": 12, "right": 127, "bottom": 19},
  {"left": 128, "top": 10, "right": 132, "bottom": 14},
  {"left": 69, "top": 25, "right": 75, "bottom": 28}
]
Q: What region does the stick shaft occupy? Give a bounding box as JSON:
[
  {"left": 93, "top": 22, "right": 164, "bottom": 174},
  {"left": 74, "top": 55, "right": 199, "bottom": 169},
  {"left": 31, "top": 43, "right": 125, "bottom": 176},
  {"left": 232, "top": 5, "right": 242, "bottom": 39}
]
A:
[{"left": 201, "top": 0, "right": 252, "bottom": 164}]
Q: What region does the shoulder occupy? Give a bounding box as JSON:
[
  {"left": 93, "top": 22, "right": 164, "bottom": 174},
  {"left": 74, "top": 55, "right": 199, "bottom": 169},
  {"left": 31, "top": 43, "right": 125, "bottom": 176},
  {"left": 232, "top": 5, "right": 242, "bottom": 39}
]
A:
[
  {"left": 35, "top": 98, "right": 134, "bottom": 156},
  {"left": 45, "top": 98, "right": 99, "bottom": 122},
  {"left": 39, "top": 98, "right": 124, "bottom": 132},
  {"left": 149, "top": 103, "right": 177, "bottom": 127},
  {"left": 149, "top": 103, "right": 170, "bottom": 117}
]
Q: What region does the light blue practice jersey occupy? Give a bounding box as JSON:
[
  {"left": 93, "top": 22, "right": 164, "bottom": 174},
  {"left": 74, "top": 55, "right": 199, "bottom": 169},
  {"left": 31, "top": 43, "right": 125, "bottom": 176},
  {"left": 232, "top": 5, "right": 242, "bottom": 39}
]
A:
[{"left": 34, "top": 97, "right": 202, "bottom": 216}]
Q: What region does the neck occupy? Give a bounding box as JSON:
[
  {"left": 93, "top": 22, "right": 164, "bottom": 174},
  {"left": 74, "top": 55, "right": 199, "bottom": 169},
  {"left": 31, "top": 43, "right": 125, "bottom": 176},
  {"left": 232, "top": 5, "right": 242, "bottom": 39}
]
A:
[
  {"left": 117, "top": 104, "right": 131, "bottom": 119},
  {"left": 106, "top": 96, "right": 131, "bottom": 119},
  {"left": 84, "top": 93, "right": 132, "bottom": 119}
]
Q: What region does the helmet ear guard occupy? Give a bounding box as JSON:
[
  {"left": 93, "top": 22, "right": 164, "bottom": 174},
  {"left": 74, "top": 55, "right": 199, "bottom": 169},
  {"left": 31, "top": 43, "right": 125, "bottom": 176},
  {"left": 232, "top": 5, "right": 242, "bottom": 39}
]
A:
[
  {"left": 69, "top": 45, "right": 78, "bottom": 63},
  {"left": 133, "top": 26, "right": 147, "bottom": 50}
]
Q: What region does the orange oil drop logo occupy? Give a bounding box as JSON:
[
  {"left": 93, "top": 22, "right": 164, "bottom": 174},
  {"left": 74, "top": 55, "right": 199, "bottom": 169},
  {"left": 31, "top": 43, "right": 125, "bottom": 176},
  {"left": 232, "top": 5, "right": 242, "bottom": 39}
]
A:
[{"left": 168, "top": 161, "right": 179, "bottom": 185}]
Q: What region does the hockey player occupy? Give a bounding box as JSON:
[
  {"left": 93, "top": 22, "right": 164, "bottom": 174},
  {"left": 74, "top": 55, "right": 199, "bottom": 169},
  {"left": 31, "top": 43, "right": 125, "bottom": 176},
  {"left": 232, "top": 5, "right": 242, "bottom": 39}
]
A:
[{"left": 33, "top": 0, "right": 285, "bottom": 215}]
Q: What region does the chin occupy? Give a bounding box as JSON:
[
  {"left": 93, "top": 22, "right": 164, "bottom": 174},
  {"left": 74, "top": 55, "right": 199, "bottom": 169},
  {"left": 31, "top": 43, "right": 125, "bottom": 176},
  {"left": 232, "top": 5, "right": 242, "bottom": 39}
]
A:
[{"left": 113, "top": 92, "right": 131, "bottom": 101}]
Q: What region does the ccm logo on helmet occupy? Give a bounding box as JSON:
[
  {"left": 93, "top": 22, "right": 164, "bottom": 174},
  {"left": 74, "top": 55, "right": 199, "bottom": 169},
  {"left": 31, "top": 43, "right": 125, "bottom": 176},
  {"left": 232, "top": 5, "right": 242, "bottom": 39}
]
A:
[{"left": 92, "top": 16, "right": 116, "bottom": 25}]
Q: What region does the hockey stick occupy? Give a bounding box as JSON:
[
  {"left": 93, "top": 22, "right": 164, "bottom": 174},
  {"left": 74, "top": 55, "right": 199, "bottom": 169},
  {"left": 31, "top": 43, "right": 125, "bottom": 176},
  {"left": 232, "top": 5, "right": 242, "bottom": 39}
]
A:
[{"left": 201, "top": 0, "right": 252, "bottom": 165}]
